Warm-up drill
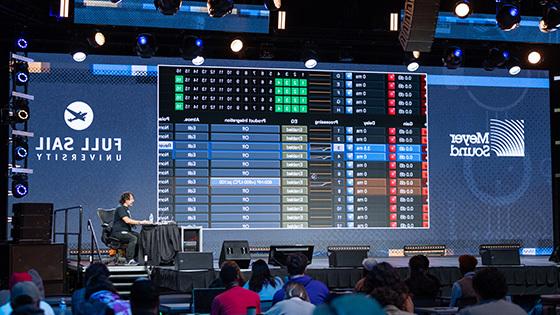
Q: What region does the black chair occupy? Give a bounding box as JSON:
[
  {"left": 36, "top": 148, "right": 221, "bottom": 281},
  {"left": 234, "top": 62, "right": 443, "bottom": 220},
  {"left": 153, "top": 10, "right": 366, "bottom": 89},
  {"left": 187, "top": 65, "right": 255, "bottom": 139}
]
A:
[{"left": 97, "top": 208, "right": 128, "bottom": 265}]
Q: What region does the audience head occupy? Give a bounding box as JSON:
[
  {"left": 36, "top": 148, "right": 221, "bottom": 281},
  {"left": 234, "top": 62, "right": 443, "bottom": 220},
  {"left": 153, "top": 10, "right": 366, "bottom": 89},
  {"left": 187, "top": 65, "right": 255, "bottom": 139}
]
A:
[
  {"left": 286, "top": 253, "right": 308, "bottom": 276},
  {"left": 313, "top": 294, "right": 384, "bottom": 315},
  {"left": 363, "top": 262, "right": 404, "bottom": 291},
  {"left": 131, "top": 278, "right": 159, "bottom": 315},
  {"left": 361, "top": 258, "right": 378, "bottom": 277},
  {"left": 10, "top": 282, "right": 41, "bottom": 310},
  {"left": 85, "top": 273, "right": 117, "bottom": 299},
  {"left": 248, "top": 259, "right": 276, "bottom": 292},
  {"left": 459, "top": 255, "right": 478, "bottom": 275},
  {"left": 9, "top": 272, "right": 33, "bottom": 289},
  {"left": 285, "top": 282, "right": 309, "bottom": 302},
  {"left": 472, "top": 267, "right": 508, "bottom": 301},
  {"left": 27, "top": 269, "right": 45, "bottom": 300},
  {"left": 85, "top": 263, "right": 111, "bottom": 284},
  {"left": 219, "top": 260, "right": 243, "bottom": 287},
  {"left": 408, "top": 255, "right": 430, "bottom": 275},
  {"left": 369, "top": 286, "right": 407, "bottom": 310}
]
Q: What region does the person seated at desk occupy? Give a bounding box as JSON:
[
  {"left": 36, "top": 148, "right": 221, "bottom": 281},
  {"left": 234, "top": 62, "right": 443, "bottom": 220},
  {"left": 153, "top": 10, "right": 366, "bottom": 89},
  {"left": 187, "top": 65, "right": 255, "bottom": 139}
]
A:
[
  {"left": 211, "top": 261, "right": 261, "bottom": 315},
  {"left": 450, "top": 255, "right": 478, "bottom": 307},
  {"left": 244, "top": 259, "right": 283, "bottom": 306},
  {"left": 111, "top": 192, "right": 151, "bottom": 265},
  {"left": 265, "top": 283, "right": 315, "bottom": 315}
]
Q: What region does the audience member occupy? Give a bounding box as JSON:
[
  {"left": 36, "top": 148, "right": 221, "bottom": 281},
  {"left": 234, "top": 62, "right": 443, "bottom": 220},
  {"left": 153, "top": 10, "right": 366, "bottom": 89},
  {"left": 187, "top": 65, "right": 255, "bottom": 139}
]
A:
[
  {"left": 459, "top": 268, "right": 527, "bottom": 315},
  {"left": 405, "top": 255, "right": 441, "bottom": 302},
  {"left": 244, "top": 260, "right": 283, "bottom": 302},
  {"left": 0, "top": 272, "right": 54, "bottom": 315},
  {"left": 27, "top": 270, "right": 46, "bottom": 300},
  {"left": 272, "top": 253, "right": 329, "bottom": 306},
  {"left": 130, "top": 278, "right": 159, "bottom": 315},
  {"left": 354, "top": 258, "right": 378, "bottom": 292},
  {"left": 313, "top": 294, "right": 384, "bottom": 315},
  {"left": 72, "top": 263, "right": 112, "bottom": 315},
  {"left": 9, "top": 282, "right": 43, "bottom": 314},
  {"left": 265, "top": 283, "right": 315, "bottom": 315},
  {"left": 80, "top": 273, "right": 130, "bottom": 315},
  {"left": 450, "top": 255, "right": 478, "bottom": 307},
  {"left": 361, "top": 262, "right": 414, "bottom": 314},
  {"left": 211, "top": 261, "right": 261, "bottom": 315}
]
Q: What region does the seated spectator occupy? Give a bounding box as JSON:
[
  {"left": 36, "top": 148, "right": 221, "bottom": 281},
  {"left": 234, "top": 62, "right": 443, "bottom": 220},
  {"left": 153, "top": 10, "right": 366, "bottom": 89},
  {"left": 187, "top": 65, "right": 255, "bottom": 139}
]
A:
[
  {"left": 361, "top": 262, "right": 414, "bottom": 314},
  {"left": 27, "top": 270, "right": 45, "bottom": 301},
  {"left": 265, "top": 283, "right": 315, "bottom": 315},
  {"left": 130, "top": 278, "right": 159, "bottom": 315},
  {"left": 313, "top": 294, "right": 384, "bottom": 315},
  {"left": 0, "top": 272, "right": 54, "bottom": 315},
  {"left": 79, "top": 273, "right": 130, "bottom": 315},
  {"left": 405, "top": 255, "right": 441, "bottom": 302},
  {"left": 272, "top": 253, "right": 329, "bottom": 306},
  {"left": 211, "top": 261, "right": 261, "bottom": 315},
  {"left": 450, "top": 255, "right": 478, "bottom": 307},
  {"left": 72, "top": 263, "right": 111, "bottom": 315},
  {"left": 244, "top": 259, "right": 283, "bottom": 303},
  {"left": 459, "top": 268, "right": 527, "bottom": 315},
  {"left": 9, "top": 282, "right": 44, "bottom": 315},
  {"left": 354, "top": 258, "right": 378, "bottom": 292}
]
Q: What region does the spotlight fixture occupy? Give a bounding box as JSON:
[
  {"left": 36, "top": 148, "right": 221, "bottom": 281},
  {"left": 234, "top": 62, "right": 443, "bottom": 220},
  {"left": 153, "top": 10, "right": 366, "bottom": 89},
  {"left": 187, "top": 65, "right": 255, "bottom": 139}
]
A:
[
  {"left": 483, "top": 47, "right": 510, "bottom": 71},
  {"left": 155, "top": 0, "right": 183, "bottom": 15},
  {"left": 71, "top": 50, "right": 87, "bottom": 62},
  {"left": 88, "top": 30, "right": 106, "bottom": 48},
  {"left": 181, "top": 35, "right": 203, "bottom": 60},
  {"left": 13, "top": 98, "right": 30, "bottom": 123},
  {"left": 15, "top": 37, "right": 28, "bottom": 50},
  {"left": 454, "top": 0, "right": 472, "bottom": 18},
  {"left": 192, "top": 56, "right": 205, "bottom": 65},
  {"left": 12, "top": 137, "right": 28, "bottom": 161},
  {"left": 302, "top": 48, "right": 318, "bottom": 69},
  {"left": 136, "top": 33, "right": 157, "bottom": 58},
  {"left": 496, "top": 0, "right": 521, "bottom": 31},
  {"left": 264, "top": 0, "right": 281, "bottom": 11},
  {"left": 11, "top": 174, "right": 28, "bottom": 198},
  {"left": 405, "top": 51, "right": 421, "bottom": 72},
  {"left": 442, "top": 46, "right": 463, "bottom": 69},
  {"left": 506, "top": 57, "right": 521, "bottom": 75},
  {"left": 12, "top": 62, "right": 29, "bottom": 85},
  {"left": 230, "top": 39, "right": 244, "bottom": 53},
  {"left": 207, "top": 0, "right": 234, "bottom": 17},
  {"left": 527, "top": 51, "right": 542, "bottom": 64},
  {"left": 540, "top": 1, "right": 560, "bottom": 33}
]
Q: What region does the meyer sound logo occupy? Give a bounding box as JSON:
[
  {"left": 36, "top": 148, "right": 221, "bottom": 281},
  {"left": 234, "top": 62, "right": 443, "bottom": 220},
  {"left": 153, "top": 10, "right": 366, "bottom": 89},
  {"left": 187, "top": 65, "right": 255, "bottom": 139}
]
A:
[
  {"left": 64, "top": 101, "right": 94, "bottom": 131},
  {"left": 449, "top": 119, "right": 525, "bottom": 158}
]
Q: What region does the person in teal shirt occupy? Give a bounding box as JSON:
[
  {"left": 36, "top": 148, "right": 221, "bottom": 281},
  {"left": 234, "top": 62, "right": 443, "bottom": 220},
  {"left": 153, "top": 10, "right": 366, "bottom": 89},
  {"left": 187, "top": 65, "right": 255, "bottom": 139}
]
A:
[{"left": 244, "top": 259, "right": 283, "bottom": 311}]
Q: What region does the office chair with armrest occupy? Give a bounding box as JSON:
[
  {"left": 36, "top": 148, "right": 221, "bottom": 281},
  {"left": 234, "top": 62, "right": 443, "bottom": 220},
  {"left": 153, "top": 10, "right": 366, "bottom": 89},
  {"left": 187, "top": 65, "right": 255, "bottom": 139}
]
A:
[{"left": 97, "top": 208, "right": 128, "bottom": 265}]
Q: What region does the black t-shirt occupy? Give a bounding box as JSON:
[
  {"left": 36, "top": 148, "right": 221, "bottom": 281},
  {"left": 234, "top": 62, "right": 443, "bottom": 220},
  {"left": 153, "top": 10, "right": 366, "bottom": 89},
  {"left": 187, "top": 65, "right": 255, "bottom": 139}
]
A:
[{"left": 111, "top": 205, "right": 132, "bottom": 235}]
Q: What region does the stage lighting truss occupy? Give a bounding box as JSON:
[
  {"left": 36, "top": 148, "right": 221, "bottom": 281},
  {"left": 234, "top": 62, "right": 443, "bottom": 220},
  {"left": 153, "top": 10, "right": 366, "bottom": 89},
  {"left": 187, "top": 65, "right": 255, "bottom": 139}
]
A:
[
  {"left": 12, "top": 98, "right": 30, "bottom": 124},
  {"left": 15, "top": 37, "right": 28, "bottom": 51},
  {"left": 136, "top": 33, "right": 158, "bottom": 58},
  {"left": 496, "top": 0, "right": 521, "bottom": 31},
  {"left": 483, "top": 47, "right": 510, "bottom": 71},
  {"left": 155, "top": 0, "right": 183, "bottom": 15},
  {"left": 540, "top": 1, "right": 560, "bottom": 33},
  {"left": 207, "top": 0, "right": 234, "bottom": 18},
  {"left": 12, "top": 62, "right": 29, "bottom": 86},
  {"left": 11, "top": 174, "right": 29, "bottom": 198},
  {"left": 181, "top": 35, "right": 204, "bottom": 60},
  {"left": 442, "top": 46, "right": 463, "bottom": 69}
]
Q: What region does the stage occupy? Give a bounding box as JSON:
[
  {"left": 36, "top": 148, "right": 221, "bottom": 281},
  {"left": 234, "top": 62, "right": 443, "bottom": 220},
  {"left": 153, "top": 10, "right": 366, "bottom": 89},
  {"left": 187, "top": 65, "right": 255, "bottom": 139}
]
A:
[{"left": 149, "top": 256, "right": 560, "bottom": 296}]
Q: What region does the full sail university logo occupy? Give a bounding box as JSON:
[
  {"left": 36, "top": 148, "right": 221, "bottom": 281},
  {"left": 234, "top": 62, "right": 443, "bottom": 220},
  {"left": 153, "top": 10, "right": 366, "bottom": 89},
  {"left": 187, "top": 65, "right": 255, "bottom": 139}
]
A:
[
  {"left": 64, "top": 101, "right": 94, "bottom": 131},
  {"left": 449, "top": 119, "right": 525, "bottom": 158}
]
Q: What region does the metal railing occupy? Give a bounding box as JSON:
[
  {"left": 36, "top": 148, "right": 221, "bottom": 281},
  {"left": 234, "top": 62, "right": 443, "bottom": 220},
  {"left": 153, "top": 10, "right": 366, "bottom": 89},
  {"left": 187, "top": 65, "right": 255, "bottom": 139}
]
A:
[
  {"left": 87, "top": 218, "right": 103, "bottom": 263},
  {"left": 53, "top": 205, "right": 83, "bottom": 288}
]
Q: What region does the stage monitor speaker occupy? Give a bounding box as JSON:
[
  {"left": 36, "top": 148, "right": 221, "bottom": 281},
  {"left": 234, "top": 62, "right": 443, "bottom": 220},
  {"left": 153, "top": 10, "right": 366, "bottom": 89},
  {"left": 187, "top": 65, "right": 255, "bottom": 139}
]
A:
[
  {"left": 327, "top": 246, "right": 370, "bottom": 267},
  {"left": 12, "top": 203, "right": 53, "bottom": 243},
  {"left": 404, "top": 244, "right": 446, "bottom": 257},
  {"left": 175, "top": 252, "right": 213, "bottom": 270},
  {"left": 479, "top": 244, "right": 521, "bottom": 265},
  {"left": 219, "top": 240, "right": 251, "bottom": 269},
  {"left": 399, "top": 0, "right": 441, "bottom": 52}
]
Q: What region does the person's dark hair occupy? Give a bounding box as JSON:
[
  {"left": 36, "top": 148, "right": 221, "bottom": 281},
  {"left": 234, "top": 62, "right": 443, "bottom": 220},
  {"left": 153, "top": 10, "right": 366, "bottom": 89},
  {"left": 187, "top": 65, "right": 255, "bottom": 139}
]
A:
[
  {"left": 85, "top": 263, "right": 111, "bottom": 284},
  {"left": 11, "top": 304, "right": 44, "bottom": 315},
  {"left": 408, "top": 255, "right": 430, "bottom": 276},
  {"left": 85, "top": 274, "right": 117, "bottom": 299},
  {"left": 285, "top": 282, "right": 309, "bottom": 302},
  {"left": 248, "top": 259, "right": 277, "bottom": 293},
  {"left": 219, "top": 261, "right": 242, "bottom": 287},
  {"left": 119, "top": 192, "right": 134, "bottom": 205},
  {"left": 369, "top": 286, "right": 406, "bottom": 309},
  {"left": 131, "top": 278, "right": 159, "bottom": 314},
  {"left": 361, "top": 262, "right": 408, "bottom": 294},
  {"left": 472, "top": 267, "right": 508, "bottom": 300},
  {"left": 286, "top": 253, "right": 308, "bottom": 276},
  {"left": 11, "top": 295, "right": 36, "bottom": 309},
  {"left": 458, "top": 255, "right": 478, "bottom": 275}
]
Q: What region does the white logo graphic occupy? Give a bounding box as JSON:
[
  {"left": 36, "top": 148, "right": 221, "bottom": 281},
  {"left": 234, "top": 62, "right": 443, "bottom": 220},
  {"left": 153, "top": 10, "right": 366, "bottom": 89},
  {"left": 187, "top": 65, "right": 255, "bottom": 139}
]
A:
[
  {"left": 64, "top": 101, "right": 94, "bottom": 131},
  {"left": 489, "top": 119, "right": 525, "bottom": 157},
  {"left": 449, "top": 119, "right": 525, "bottom": 158}
]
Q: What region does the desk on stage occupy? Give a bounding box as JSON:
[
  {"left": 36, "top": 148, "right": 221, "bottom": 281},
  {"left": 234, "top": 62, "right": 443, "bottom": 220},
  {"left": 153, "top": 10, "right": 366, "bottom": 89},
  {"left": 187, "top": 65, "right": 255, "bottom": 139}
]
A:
[{"left": 139, "top": 223, "right": 180, "bottom": 265}]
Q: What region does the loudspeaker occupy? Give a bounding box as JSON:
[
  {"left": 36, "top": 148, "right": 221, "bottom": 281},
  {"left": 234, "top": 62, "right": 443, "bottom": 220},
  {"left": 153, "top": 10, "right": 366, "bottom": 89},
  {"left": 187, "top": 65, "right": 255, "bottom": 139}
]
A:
[
  {"left": 175, "top": 252, "right": 213, "bottom": 270},
  {"left": 0, "top": 243, "right": 66, "bottom": 295},
  {"left": 399, "top": 0, "right": 441, "bottom": 52},
  {"left": 12, "top": 203, "right": 53, "bottom": 243},
  {"left": 219, "top": 240, "right": 251, "bottom": 269},
  {"left": 328, "top": 246, "right": 369, "bottom": 267},
  {"left": 479, "top": 244, "right": 521, "bottom": 265}
]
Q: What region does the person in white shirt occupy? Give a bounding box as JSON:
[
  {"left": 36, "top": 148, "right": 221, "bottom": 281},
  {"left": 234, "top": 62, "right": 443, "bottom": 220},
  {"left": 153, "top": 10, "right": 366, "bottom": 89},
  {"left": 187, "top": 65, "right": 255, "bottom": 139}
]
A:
[{"left": 265, "top": 283, "right": 315, "bottom": 315}]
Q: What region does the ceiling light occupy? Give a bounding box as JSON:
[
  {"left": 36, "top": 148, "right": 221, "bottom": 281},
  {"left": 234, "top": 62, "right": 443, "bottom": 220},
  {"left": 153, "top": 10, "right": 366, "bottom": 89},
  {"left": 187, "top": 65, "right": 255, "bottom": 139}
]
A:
[
  {"left": 527, "top": 51, "right": 542, "bottom": 64},
  {"left": 454, "top": 0, "right": 472, "bottom": 18},
  {"left": 302, "top": 49, "right": 318, "bottom": 69},
  {"left": 442, "top": 46, "right": 463, "bottom": 69},
  {"left": 230, "top": 39, "right": 244, "bottom": 53},
  {"left": 540, "top": 2, "right": 560, "bottom": 33},
  {"left": 136, "top": 33, "right": 157, "bottom": 58},
  {"left": 181, "top": 35, "right": 204, "bottom": 60},
  {"left": 88, "top": 30, "right": 106, "bottom": 48},
  {"left": 496, "top": 0, "right": 521, "bottom": 31},
  {"left": 192, "top": 56, "right": 205, "bottom": 66},
  {"left": 264, "top": 0, "right": 281, "bottom": 11},
  {"left": 155, "top": 0, "right": 183, "bottom": 15},
  {"left": 506, "top": 57, "right": 521, "bottom": 75}
]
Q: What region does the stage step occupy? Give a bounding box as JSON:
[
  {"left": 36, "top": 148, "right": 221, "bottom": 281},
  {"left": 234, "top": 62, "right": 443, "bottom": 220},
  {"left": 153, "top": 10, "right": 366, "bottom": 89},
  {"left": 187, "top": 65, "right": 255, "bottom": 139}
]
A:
[{"left": 107, "top": 265, "right": 150, "bottom": 298}]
